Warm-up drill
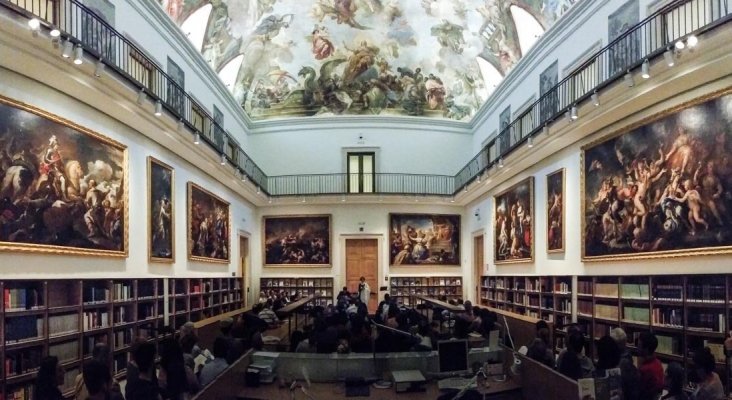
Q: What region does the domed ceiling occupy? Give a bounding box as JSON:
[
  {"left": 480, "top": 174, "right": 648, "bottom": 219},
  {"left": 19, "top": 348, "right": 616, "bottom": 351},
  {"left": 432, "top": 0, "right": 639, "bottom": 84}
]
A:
[{"left": 159, "top": 0, "right": 578, "bottom": 122}]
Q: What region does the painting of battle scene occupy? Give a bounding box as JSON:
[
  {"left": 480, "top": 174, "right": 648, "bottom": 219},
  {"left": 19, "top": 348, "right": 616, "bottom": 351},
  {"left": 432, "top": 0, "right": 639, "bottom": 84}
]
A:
[
  {"left": 148, "top": 157, "right": 174, "bottom": 262},
  {"left": 547, "top": 168, "right": 564, "bottom": 252},
  {"left": 494, "top": 177, "right": 533, "bottom": 263},
  {"left": 159, "top": 0, "right": 578, "bottom": 121},
  {"left": 188, "top": 182, "right": 230, "bottom": 262},
  {"left": 263, "top": 215, "right": 330, "bottom": 265},
  {"left": 389, "top": 213, "right": 460, "bottom": 266},
  {"left": 582, "top": 91, "right": 732, "bottom": 260},
  {"left": 0, "top": 97, "right": 127, "bottom": 256}
]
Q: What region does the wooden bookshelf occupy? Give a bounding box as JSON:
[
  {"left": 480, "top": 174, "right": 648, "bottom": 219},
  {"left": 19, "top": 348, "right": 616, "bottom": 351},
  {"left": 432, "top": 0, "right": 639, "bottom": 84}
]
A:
[
  {"left": 168, "top": 278, "right": 243, "bottom": 329},
  {"left": 389, "top": 276, "right": 462, "bottom": 307},
  {"left": 479, "top": 274, "right": 731, "bottom": 384},
  {"left": 260, "top": 277, "right": 334, "bottom": 307},
  {"left": 1, "top": 277, "right": 243, "bottom": 400}
]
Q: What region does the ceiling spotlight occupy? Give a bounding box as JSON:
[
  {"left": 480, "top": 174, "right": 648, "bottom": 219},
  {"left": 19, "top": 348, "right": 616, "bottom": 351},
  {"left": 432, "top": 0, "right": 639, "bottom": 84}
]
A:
[
  {"left": 641, "top": 59, "right": 650, "bottom": 79},
  {"left": 61, "top": 40, "right": 73, "bottom": 58},
  {"left": 624, "top": 71, "right": 634, "bottom": 87},
  {"left": 591, "top": 91, "right": 600, "bottom": 107},
  {"left": 49, "top": 26, "right": 60, "bottom": 37},
  {"left": 543, "top": 125, "right": 549, "bottom": 136},
  {"left": 240, "top": 172, "right": 247, "bottom": 182},
  {"left": 177, "top": 118, "right": 184, "bottom": 132},
  {"left": 498, "top": 157, "right": 504, "bottom": 168},
  {"left": 477, "top": 174, "right": 481, "bottom": 183},
  {"left": 301, "top": 197, "right": 306, "bottom": 203},
  {"left": 94, "top": 59, "right": 104, "bottom": 77},
  {"left": 51, "top": 36, "right": 60, "bottom": 49},
  {"left": 675, "top": 40, "right": 685, "bottom": 50},
  {"left": 464, "top": 186, "right": 468, "bottom": 193},
  {"left": 193, "top": 132, "right": 200, "bottom": 145},
  {"left": 256, "top": 186, "right": 261, "bottom": 194},
  {"left": 136, "top": 88, "right": 146, "bottom": 105},
  {"left": 219, "top": 153, "right": 226, "bottom": 165},
  {"left": 414, "top": 195, "right": 419, "bottom": 202},
  {"left": 268, "top": 197, "right": 272, "bottom": 204},
  {"left": 570, "top": 105, "right": 578, "bottom": 120},
  {"left": 687, "top": 35, "right": 698, "bottom": 47},
  {"left": 341, "top": 195, "right": 346, "bottom": 202},
  {"left": 73, "top": 44, "right": 83, "bottom": 65},
  {"left": 664, "top": 49, "right": 675, "bottom": 67},
  {"left": 154, "top": 100, "right": 162, "bottom": 117},
  {"left": 450, "top": 198, "right": 455, "bottom": 203},
  {"left": 527, "top": 136, "right": 534, "bottom": 148},
  {"left": 28, "top": 18, "right": 41, "bottom": 30}
]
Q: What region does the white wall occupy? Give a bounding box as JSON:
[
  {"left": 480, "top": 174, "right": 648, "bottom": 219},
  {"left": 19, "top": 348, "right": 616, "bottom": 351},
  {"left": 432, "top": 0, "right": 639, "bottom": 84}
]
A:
[{"left": 0, "top": 67, "right": 255, "bottom": 279}]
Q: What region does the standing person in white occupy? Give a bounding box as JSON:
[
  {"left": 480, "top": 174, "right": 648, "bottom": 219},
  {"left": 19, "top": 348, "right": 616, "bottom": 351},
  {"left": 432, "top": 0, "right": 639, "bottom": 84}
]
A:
[{"left": 358, "top": 276, "right": 370, "bottom": 307}]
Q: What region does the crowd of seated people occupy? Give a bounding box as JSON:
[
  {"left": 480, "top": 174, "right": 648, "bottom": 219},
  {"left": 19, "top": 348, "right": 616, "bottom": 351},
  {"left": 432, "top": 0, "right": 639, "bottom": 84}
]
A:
[{"left": 529, "top": 323, "right": 725, "bottom": 400}]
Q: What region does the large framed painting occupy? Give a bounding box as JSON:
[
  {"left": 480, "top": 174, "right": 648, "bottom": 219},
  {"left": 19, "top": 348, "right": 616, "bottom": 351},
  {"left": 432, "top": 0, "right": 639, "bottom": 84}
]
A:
[
  {"left": 494, "top": 177, "right": 534, "bottom": 263},
  {"left": 582, "top": 89, "right": 732, "bottom": 261},
  {"left": 187, "top": 182, "right": 230, "bottom": 263},
  {"left": 0, "top": 95, "right": 128, "bottom": 256},
  {"left": 547, "top": 169, "right": 565, "bottom": 253},
  {"left": 148, "top": 157, "right": 174, "bottom": 263},
  {"left": 263, "top": 215, "right": 331, "bottom": 266},
  {"left": 389, "top": 214, "right": 460, "bottom": 266}
]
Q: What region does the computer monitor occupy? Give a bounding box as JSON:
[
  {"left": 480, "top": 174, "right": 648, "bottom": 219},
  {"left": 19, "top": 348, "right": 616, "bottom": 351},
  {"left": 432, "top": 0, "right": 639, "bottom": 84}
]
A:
[{"left": 437, "top": 339, "right": 469, "bottom": 376}]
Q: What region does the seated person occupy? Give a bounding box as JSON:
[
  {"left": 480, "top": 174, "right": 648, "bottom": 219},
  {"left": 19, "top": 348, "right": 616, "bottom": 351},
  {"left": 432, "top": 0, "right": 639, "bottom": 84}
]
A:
[
  {"left": 198, "top": 337, "right": 230, "bottom": 387},
  {"left": 257, "top": 299, "right": 281, "bottom": 327},
  {"left": 526, "top": 320, "right": 554, "bottom": 368}
]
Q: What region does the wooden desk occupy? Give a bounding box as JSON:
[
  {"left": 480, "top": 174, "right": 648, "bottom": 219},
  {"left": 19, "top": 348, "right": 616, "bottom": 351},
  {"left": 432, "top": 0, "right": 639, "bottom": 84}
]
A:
[
  {"left": 275, "top": 295, "right": 316, "bottom": 336},
  {"left": 236, "top": 377, "right": 522, "bottom": 400}
]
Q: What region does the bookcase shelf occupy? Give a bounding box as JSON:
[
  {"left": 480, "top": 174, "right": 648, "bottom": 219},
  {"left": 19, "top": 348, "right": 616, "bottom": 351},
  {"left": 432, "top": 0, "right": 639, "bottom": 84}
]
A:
[
  {"left": 479, "top": 274, "right": 731, "bottom": 383},
  {"left": 389, "top": 276, "right": 462, "bottom": 307},
  {"left": 1, "top": 277, "right": 243, "bottom": 400},
  {"left": 260, "top": 277, "right": 334, "bottom": 307}
]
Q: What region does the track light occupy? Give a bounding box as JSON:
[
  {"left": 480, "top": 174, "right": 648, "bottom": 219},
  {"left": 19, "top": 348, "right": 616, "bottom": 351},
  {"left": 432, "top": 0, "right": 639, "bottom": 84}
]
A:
[
  {"left": 61, "top": 40, "right": 73, "bottom": 58},
  {"left": 49, "top": 26, "right": 60, "bottom": 37},
  {"left": 624, "top": 71, "right": 634, "bottom": 87},
  {"left": 543, "top": 125, "right": 549, "bottom": 136},
  {"left": 570, "top": 105, "right": 578, "bottom": 120},
  {"left": 341, "top": 195, "right": 346, "bottom": 202},
  {"left": 641, "top": 59, "right": 650, "bottom": 79},
  {"left": 687, "top": 35, "right": 698, "bottom": 47},
  {"left": 591, "top": 91, "right": 600, "bottom": 107},
  {"left": 257, "top": 186, "right": 262, "bottom": 195},
  {"left": 52, "top": 36, "right": 60, "bottom": 49},
  {"left": 664, "top": 49, "right": 675, "bottom": 67},
  {"left": 414, "top": 195, "right": 419, "bottom": 202},
  {"left": 477, "top": 173, "right": 481, "bottom": 183},
  {"left": 464, "top": 186, "right": 468, "bottom": 193},
  {"left": 94, "top": 59, "right": 104, "bottom": 77},
  {"left": 220, "top": 153, "right": 226, "bottom": 165},
  {"left": 675, "top": 40, "right": 685, "bottom": 50},
  {"left": 241, "top": 173, "right": 247, "bottom": 182},
  {"left": 136, "top": 88, "right": 146, "bottom": 105},
  {"left": 268, "top": 197, "right": 272, "bottom": 204},
  {"left": 73, "top": 44, "right": 83, "bottom": 65},
  {"left": 498, "top": 158, "right": 504, "bottom": 168},
  {"left": 193, "top": 133, "right": 200, "bottom": 145},
  {"left": 301, "top": 197, "right": 306, "bottom": 203},
  {"left": 154, "top": 100, "right": 162, "bottom": 117},
  {"left": 28, "top": 18, "right": 40, "bottom": 31},
  {"left": 527, "top": 136, "right": 534, "bottom": 148},
  {"left": 450, "top": 198, "right": 455, "bottom": 203}
]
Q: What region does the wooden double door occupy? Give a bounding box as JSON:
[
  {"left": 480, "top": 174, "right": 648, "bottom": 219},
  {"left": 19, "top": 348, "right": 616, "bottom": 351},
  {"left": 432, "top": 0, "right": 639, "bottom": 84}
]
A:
[{"left": 345, "top": 238, "right": 379, "bottom": 312}]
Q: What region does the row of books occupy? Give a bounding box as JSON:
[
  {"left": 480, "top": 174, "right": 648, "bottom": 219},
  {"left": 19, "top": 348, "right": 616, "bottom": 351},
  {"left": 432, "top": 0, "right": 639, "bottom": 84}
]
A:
[
  {"left": 114, "top": 328, "right": 134, "bottom": 350},
  {"left": 48, "top": 341, "right": 79, "bottom": 363},
  {"left": 652, "top": 284, "right": 683, "bottom": 301},
  {"left": 4, "top": 384, "right": 33, "bottom": 400},
  {"left": 622, "top": 306, "right": 650, "bottom": 323},
  {"left": 557, "top": 299, "right": 572, "bottom": 313},
  {"left": 83, "top": 310, "right": 109, "bottom": 330},
  {"left": 594, "top": 283, "right": 619, "bottom": 298},
  {"left": 4, "top": 348, "right": 42, "bottom": 377},
  {"left": 687, "top": 313, "right": 725, "bottom": 332},
  {"left": 113, "top": 307, "right": 131, "bottom": 324},
  {"left": 48, "top": 313, "right": 79, "bottom": 337},
  {"left": 390, "top": 278, "right": 462, "bottom": 286},
  {"left": 5, "top": 317, "right": 43, "bottom": 343},
  {"left": 686, "top": 284, "right": 726, "bottom": 303},
  {"left": 578, "top": 300, "right": 593, "bottom": 316},
  {"left": 555, "top": 282, "right": 571, "bottom": 293},
  {"left": 651, "top": 308, "right": 683, "bottom": 327},
  {"left": 3, "top": 288, "right": 43, "bottom": 312},
  {"left": 263, "top": 279, "right": 334, "bottom": 288},
  {"left": 595, "top": 304, "right": 619, "bottom": 320},
  {"left": 112, "top": 283, "right": 132, "bottom": 301},
  {"left": 83, "top": 287, "right": 110, "bottom": 304},
  {"left": 620, "top": 284, "right": 650, "bottom": 299}
]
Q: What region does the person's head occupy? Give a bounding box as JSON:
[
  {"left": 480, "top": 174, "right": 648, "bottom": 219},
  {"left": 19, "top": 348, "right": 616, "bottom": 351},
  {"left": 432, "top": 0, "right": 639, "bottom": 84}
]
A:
[
  {"left": 220, "top": 316, "right": 234, "bottom": 335},
  {"left": 664, "top": 362, "right": 685, "bottom": 393},
  {"left": 83, "top": 359, "right": 111, "bottom": 396},
  {"left": 213, "top": 336, "right": 230, "bottom": 359},
  {"left": 383, "top": 293, "right": 390, "bottom": 302},
  {"left": 180, "top": 321, "right": 196, "bottom": 337},
  {"left": 36, "top": 356, "right": 64, "bottom": 388},
  {"left": 595, "top": 335, "right": 621, "bottom": 369},
  {"left": 91, "top": 342, "right": 111, "bottom": 364},
  {"left": 692, "top": 347, "right": 716, "bottom": 381},
  {"left": 535, "top": 320, "right": 550, "bottom": 342},
  {"left": 359, "top": 276, "right": 365, "bottom": 283},
  {"left": 637, "top": 331, "right": 658, "bottom": 357},
  {"left": 568, "top": 330, "right": 585, "bottom": 353},
  {"left": 133, "top": 342, "right": 156, "bottom": 374},
  {"left": 609, "top": 327, "right": 627, "bottom": 351},
  {"left": 180, "top": 333, "right": 198, "bottom": 355}
]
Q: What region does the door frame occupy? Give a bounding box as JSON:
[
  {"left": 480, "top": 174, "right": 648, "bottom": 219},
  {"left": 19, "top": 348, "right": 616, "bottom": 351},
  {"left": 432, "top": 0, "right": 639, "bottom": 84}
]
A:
[
  {"left": 340, "top": 233, "right": 384, "bottom": 305},
  {"left": 238, "top": 230, "right": 251, "bottom": 308},
  {"left": 472, "top": 229, "right": 486, "bottom": 304}
]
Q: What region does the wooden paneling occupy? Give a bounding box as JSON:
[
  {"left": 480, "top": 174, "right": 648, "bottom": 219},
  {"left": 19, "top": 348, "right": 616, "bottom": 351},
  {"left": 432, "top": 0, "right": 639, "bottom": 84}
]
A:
[{"left": 346, "top": 239, "right": 378, "bottom": 312}]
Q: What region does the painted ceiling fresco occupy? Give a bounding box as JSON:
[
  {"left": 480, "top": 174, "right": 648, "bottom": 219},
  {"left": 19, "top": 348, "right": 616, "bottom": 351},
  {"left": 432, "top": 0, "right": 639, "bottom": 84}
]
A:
[{"left": 159, "top": 0, "right": 578, "bottom": 122}]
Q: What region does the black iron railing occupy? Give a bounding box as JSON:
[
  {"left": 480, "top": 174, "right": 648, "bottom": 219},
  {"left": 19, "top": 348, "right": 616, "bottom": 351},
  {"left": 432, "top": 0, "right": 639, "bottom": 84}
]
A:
[
  {"left": 2, "top": 0, "right": 730, "bottom": 198},
  {"left": 454, "top": 0, "right": 732, "bottom": 192}
]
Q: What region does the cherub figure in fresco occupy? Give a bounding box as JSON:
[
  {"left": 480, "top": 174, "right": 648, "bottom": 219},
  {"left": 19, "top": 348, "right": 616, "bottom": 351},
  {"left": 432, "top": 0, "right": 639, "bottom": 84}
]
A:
[
  {"left": 310, "top": 25, "right": 335, "bottom": 60},
  {"left": 430, "top": 19, "right": 465, "bottom": 54}
]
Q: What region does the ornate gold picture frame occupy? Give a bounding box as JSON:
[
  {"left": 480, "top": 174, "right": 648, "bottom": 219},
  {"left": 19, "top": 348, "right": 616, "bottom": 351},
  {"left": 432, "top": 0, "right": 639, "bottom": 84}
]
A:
[
  {"left": 494, "top": 177, "right": 534, "bottom": 264},
  {"left": 187, "top": 182, "right": 230, "bottom": 263},
  {"left": 262, "top": 215, "right": 331, "bottom": 267},
  {"left": 148, "top": 157, "right": 174, "bottom": 263},
  {"left": 547, "top": 168, "right": 565, "bottom": 253}
]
